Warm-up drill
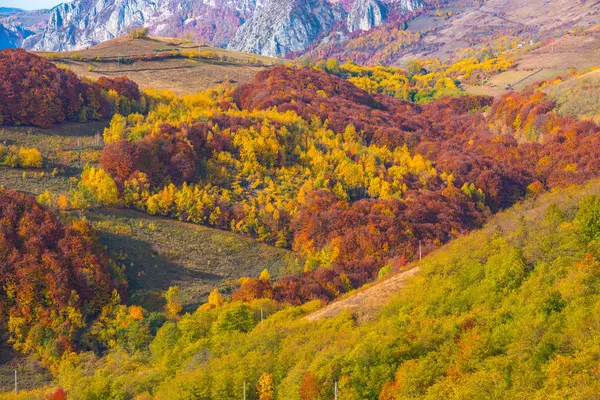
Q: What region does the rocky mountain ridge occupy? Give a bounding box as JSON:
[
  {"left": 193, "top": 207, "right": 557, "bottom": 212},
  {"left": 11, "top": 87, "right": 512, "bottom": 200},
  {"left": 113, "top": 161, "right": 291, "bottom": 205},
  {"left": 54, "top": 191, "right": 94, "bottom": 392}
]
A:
[
  {"left": 23, "top": 0, "right": 422, "bottom": 56},
  {"left": 0, "top": 8, "right": 50, "bottom": 49}
]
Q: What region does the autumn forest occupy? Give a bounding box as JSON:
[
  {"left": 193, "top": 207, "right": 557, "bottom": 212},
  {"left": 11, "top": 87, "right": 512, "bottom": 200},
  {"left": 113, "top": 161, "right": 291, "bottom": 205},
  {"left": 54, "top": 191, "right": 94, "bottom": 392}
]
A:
[{"left": 2, "top": 12, "right": 600, "bottom": 399}]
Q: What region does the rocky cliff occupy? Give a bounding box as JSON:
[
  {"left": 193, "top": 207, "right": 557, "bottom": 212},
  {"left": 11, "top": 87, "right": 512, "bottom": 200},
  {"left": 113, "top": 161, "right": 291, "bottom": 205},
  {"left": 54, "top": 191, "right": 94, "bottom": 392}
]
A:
[
  {"left": 228, "top": 0, "right": 422, "bottom": 57},
  {"left": 25, "top": 0, "right": 422, "bottom": 56},
  {"left": 0, "top": 8, "right": 50, "bottom": 49},
  {"left": 228, "top": 0, "right": 345, "bottom": 57}
]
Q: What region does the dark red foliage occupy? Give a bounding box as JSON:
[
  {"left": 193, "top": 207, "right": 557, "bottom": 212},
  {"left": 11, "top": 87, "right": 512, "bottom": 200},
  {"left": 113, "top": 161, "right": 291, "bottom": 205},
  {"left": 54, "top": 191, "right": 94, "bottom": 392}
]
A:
[
  {"left": 101, "top": 140, "right": 141, "bottom": 188},
  {"left": 0, "top": 189, "right": 120, "bottom": 356},
  {"left": 0, "top": 49, "right": 139, "bottom": 128},
  {"left": 96, "top": 76, "right": 141, "bottom": 101},
  {"left": 270, "top": 189, "right": 488, "bottom": 304},
  {"left": 101, "top": 119, "right": 242, "bottom": 187}
]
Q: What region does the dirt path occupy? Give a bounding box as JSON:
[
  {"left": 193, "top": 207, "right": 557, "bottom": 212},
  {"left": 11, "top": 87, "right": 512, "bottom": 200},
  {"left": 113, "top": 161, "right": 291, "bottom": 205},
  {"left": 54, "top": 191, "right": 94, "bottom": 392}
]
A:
[{"left": 305, "top": 267, "right": 421, "bottom": 322}]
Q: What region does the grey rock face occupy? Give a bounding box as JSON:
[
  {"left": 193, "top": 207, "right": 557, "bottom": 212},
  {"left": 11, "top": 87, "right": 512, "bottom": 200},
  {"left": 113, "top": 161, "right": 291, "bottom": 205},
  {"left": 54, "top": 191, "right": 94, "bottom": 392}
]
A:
[
  {"left": 27, "top": 0, "right": 263, "bottom": 51},
  {"left": 229, "top": 0, "right": 422, "bottom": 57},
  {"left": 347, "top": 0, "right": 421, "bottom": 32},
  {"left": 228, "top": 0, "right": 345, "bottom": 57},
  {"left": 30, "top": 0, "right": 158, "bottom": 51},
  {"left": 0, "top": 8, "right": 50, "bottom": 49},
  {"left": 0, "top": 24, "right": 32, "bottom": 49},
  {"left": 26, "top": 0, "right": 421, "bottom": 55},
  {"left": 347, "top": 0, "right": 387, "bottom": 32}
]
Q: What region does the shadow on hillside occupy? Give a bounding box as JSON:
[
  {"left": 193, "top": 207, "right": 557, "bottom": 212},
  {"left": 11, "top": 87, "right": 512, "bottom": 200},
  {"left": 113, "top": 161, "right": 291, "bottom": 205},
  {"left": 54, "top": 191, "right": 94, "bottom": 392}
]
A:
[{"left": 99, "top": 231, "right": 222, "bottom": 313}]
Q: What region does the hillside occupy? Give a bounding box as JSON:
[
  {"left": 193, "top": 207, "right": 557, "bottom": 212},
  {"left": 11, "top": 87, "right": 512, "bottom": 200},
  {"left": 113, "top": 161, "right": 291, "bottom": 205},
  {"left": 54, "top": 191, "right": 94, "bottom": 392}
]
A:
[
  {"left": 0, "top": 122, "right": 293, "bottom": 311},
  {"left": 38, "top": 36, "right": 282, "bottom": 94},
  {"left": 5, "top": 19, "right": 600, "bottom": 398},
  {"left": 8, "top": 175, "right": 600, "bottom": 399}
]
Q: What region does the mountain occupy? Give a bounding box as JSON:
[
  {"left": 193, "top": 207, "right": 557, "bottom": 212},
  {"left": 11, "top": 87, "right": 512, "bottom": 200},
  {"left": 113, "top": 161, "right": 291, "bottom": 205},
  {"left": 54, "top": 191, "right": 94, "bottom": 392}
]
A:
[
  {"left": 0, "top": 24, "right": 35, "bottom": 49},
  {"left": 26, "top": 0, "right": 423, "bottom": 56},
  {"left": 29, "top": 0, "right": 265, "bottom": 51},
  {"left": 228, "top": 0, "right": 422, "bottom": 57},
  {"left": 0, "top": 8, "right": 50, "bottom": 49},
  {"left": 227, "top": 0, "right": 345, "bottom": 57}
]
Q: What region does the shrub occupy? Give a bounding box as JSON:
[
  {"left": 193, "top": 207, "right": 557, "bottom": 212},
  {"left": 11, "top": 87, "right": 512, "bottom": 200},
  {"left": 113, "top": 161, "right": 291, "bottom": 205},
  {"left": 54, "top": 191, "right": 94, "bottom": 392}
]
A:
[
  {"left": 18, "top": 147, "right": 43, "bottom": 168},
  {"left": 129, "top": 28, "right": 149, "bottom": 40}
]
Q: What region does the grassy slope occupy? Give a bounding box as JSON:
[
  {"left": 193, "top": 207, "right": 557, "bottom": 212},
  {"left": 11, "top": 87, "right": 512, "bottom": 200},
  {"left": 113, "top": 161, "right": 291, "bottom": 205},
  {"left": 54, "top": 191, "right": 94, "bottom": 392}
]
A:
[
  {"left": 308, "top": 178, "right": 600, "bottom": 322},
  {"left": 37, "top": 37, "right": 283, "bottom": 94},
  {"left": 82, "top": 209, "right": 294, "bottom": 312},
  {"left": 410, "top": 1, "right": 600, "bottom": 98}
]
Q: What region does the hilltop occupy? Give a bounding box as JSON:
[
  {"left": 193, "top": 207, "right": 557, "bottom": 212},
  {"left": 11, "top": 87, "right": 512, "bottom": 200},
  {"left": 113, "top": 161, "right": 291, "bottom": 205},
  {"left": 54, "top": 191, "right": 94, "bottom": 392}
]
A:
[{"left": 37, "top": 36, "right": 282, "bottom": 94}]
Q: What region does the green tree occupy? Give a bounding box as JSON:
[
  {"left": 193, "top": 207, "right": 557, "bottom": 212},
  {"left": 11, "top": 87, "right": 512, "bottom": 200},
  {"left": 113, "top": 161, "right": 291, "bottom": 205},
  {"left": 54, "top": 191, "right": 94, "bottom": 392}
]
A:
[{"left": 577, "top": 195, "right": 600, "bottom": 243}]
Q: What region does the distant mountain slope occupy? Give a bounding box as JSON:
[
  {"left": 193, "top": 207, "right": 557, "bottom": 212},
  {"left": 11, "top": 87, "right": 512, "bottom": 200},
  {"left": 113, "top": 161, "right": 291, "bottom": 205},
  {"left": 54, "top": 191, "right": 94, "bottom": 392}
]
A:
[
  {"left": 301, "top": 0, "right": 600, "bottom": 65},
  {"left": 0, "top": 24, "right": 34, "bottom": 49},
  {"left": 26, "top": 0, "right": 424, "bottom": 56},
  {"left": 0, "top": 8, "right": 50, "bottom": 49},
  {"left": 228, "top": 0, "right": 422, "bottom": 56}
]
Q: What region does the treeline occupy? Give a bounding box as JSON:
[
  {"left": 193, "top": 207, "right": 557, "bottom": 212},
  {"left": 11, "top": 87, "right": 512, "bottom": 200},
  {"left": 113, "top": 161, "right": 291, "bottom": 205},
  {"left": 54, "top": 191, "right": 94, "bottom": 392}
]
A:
[
  {"left": 74, "top": 65, "right": 600, "bottom": 306},
  {"left": 0, "top": 49, "right": 145, "bottom": 128}
]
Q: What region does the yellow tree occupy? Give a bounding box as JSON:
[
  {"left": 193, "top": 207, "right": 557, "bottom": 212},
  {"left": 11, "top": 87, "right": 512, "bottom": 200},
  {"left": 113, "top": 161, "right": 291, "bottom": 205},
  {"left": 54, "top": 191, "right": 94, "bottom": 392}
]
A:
[
  {"left": 165, "top": 286, "right": 183, "bottom": 318},
  {"left": 259, "top": 269, "right": 271, "bottom": 281},
  {"left": 208, "top": 288, "right": 224, "bottom": 308},
  {"left": 257, "top": 373, "right": 274, "bottom": 400}
]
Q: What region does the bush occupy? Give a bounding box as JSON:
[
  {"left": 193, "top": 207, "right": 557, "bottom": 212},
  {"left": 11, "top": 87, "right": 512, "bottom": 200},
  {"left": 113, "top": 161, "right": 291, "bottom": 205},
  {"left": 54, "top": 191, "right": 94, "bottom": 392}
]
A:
[
  {"left": 129, "top": 28, "right": 149, "bottom": 40},
  {"left": 0, "top": 145, "right": 43, "bottom": 168},
  {"left": 199, "top": 50, "right": 219, "bottom": 60},
  {"left": 18, "top": 147, "right": 43, "bottom": 168}
]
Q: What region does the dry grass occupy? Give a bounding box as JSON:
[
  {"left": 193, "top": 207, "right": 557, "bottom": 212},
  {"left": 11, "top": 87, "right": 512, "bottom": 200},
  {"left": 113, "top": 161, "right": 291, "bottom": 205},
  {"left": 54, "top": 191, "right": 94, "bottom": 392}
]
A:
[
  {"left": 79, "top": 209, "right": 295, "bottom": 312},
  {"left": 0, "top": 344, "right": 52, "bottom": 394},
  {"left": 37, "top": 37, "right": 283, "bottom": 94},
  {"left": 305, "top": 267, "right": 420, "bottom": 322}
]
